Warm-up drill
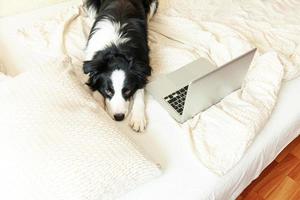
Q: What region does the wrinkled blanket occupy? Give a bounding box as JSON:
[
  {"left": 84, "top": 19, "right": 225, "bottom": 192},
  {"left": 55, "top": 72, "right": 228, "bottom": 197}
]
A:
[{"left": 16, "top": 0, "right": 300, "bottom": 175}]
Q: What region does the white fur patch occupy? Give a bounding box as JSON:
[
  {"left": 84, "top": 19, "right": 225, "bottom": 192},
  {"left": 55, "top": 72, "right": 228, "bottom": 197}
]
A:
[
  {"left": 105, "top": 70, "right": 129, "bottom": 118},
  {"left": 85, "top": 19, "right": 130, "bottom": 61},
  {"left": 86, "top": 6, "right": 97, "bottom": 20}
]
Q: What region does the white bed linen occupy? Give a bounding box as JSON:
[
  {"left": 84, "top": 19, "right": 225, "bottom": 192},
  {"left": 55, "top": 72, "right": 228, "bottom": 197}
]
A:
[
  {"left": 0, "top": 0, "right": 81, "bottom": 75},
  {"left": 0, "top": 1, "right": 300, "bottom": 200},
  {"left": 1, "top": 0, "right": 295, "bottom": 175},
  {"left": 119, "top": 76, "right": 300, "bottom": 200}
]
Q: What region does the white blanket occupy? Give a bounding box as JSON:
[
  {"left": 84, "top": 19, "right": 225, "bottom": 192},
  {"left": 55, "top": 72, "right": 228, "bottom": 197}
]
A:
[
  {"left": 157, "top": 0, "right": 300, "bottom": 80},
  {"left": 14, "top": 0, "right": 300, "bottom": 175}
]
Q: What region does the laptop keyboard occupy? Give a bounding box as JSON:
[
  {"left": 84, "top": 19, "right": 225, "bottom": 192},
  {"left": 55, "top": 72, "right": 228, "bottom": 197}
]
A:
[{"left": 164, "top": 85, "right": 189, "bottom": 115}]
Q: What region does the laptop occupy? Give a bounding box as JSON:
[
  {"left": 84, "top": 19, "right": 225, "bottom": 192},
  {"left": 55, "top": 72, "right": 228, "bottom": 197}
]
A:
[{"left": 146, "top": 48, "right": 256, "bottom": 123}]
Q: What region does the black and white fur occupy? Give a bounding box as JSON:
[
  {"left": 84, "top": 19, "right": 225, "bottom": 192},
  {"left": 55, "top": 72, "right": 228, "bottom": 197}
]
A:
[{"left": 83, "top": 0, "right": 158, "bottom": 132}]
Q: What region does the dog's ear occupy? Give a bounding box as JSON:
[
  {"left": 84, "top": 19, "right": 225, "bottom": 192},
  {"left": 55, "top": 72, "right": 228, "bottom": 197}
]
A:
[
  {"left": 83, "top": 52, "right": 108, "bottom": 75},
  {"left": 83, "top": 61, "right": 95, "bottom": 74},
  {"left": 83, "top": 54, "right": 108, "bottom": 90},
  {"left": 130, "top": 61, "right": 152, "bottom": 88},
  {"left": 83, "top": 60, "right": 106, "bottom": 75},
  {"left": 84, "top": 62, "right": 103, "bottom": 91}
]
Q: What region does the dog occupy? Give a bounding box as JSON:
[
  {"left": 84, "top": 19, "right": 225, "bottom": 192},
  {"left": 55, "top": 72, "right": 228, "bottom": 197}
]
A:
[{"left": 83, "top": 0, "right": 158, "bottom": 132}]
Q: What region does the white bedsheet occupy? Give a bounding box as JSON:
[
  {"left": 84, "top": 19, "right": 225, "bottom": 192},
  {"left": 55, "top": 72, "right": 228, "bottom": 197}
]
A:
[
  {"left": 119, "top": 76, "right": 300, "bottom": 200},
  {"left": 1, "top": 1, "right": 300, "bottom": 199},
  {"left": 2, "top": 0, "right": 295, "bottom": 175}
]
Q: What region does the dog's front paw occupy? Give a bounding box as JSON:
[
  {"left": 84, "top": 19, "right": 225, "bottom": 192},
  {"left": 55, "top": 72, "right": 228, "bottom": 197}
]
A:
[{"left": 129, "top": 112, "right": 147, "bottom": 132}]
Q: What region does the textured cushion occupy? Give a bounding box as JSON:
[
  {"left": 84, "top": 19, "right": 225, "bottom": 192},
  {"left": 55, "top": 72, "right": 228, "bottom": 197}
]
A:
[
  {"left": 0, "top": 72, "right": 10, "bottom": 82},
  {"left": 0, "top": 61, "right": 160, "bottom": 200}
]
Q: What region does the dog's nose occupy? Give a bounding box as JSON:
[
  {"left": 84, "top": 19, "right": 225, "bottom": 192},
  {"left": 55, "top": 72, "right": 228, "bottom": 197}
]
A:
[{"left": 114, "top": 113, "right": 125, "bottom": 121}]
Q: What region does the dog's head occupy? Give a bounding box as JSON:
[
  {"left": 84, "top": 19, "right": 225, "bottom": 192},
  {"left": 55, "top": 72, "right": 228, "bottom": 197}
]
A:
[{"left": 83, "top": 50, "right": 150, "bottom": 121}]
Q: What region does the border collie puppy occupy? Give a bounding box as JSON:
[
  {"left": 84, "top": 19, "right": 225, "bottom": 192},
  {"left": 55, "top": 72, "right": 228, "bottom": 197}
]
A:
[{"left": 83, "top": 0, "right": 158, "bottom": 132}]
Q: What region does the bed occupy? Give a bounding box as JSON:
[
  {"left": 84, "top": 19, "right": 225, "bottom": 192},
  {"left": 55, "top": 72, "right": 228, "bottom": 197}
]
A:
[{"left": 1, "top": 0, "right": 300, "bottom": 199}]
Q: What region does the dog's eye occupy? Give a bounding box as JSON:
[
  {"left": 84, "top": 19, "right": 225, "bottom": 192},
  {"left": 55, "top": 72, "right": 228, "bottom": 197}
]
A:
[{"left": 105, "top": 89, "right": 113, "bottom": 97}]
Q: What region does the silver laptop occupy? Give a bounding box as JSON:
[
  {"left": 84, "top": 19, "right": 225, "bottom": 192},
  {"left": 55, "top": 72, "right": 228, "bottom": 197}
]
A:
[{"left": 146, "top": 48, "right": 256, "bottom": 123}]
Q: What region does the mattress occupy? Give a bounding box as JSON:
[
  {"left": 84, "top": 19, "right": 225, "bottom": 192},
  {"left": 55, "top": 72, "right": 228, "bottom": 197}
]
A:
[{"left": 0, "top": 1, "right": 300, "bottom": 200}]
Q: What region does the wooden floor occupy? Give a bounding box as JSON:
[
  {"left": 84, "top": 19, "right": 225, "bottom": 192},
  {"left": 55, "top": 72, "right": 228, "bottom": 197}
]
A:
[{"left": 237, "top": 136, "right": 300, "bottom": 200}]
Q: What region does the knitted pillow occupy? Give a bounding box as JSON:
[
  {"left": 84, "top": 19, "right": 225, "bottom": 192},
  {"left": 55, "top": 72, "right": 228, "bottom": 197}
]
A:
[
  {"left": 0, "top": 72, "right": 10, "bottom": 82},
  {"left": 0, "top": 64, "right": 160, "bottom": 200}
]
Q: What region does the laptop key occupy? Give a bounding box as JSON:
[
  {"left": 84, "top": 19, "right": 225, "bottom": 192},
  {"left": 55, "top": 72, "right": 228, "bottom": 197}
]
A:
[
  {"left": 164, "top": 85, "right": 189, "bottom": 115},
  {"left": 168, "top": 99, "right": 176, "bottom": 103}
]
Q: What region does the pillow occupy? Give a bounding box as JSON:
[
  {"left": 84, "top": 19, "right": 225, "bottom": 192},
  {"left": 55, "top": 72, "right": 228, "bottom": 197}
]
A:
[
  {"left": 0, "top": 62, "right": 160, "bottom": 200},
  {"left": 0, "top": 71, "right": 10, "bottom": 82}
]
